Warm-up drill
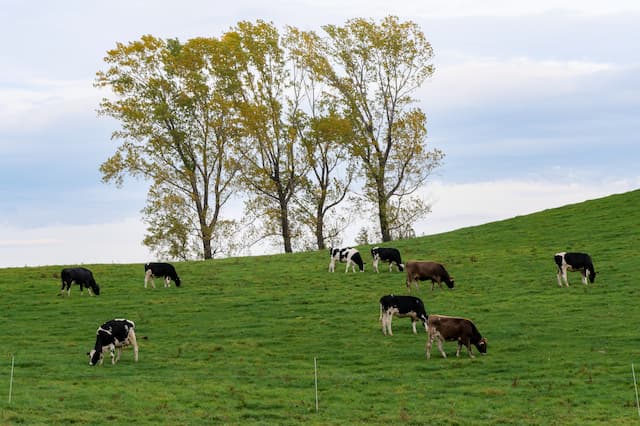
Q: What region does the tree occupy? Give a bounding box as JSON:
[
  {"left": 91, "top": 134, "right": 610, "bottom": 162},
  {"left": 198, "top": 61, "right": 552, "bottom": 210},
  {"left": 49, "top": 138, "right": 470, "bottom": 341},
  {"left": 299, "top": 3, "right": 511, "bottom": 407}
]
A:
[
  {"left": 320, "top": 16, "right": 444, "bottom": 242},
  {"left": 95, "top": 35, "right": 241, "bottom": 260},
  {"left": 225, "top": 21, "right": 306, "bottom": 253},
  {"left": 285, "top": 28, "right": 356, "bottom": 250}
]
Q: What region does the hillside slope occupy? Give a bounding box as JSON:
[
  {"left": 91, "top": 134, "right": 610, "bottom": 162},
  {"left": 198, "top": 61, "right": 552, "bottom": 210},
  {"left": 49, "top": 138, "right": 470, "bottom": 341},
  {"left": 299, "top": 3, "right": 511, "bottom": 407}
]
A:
[{"left": 0, "top": 189, "right": 638, "bottom": 425}]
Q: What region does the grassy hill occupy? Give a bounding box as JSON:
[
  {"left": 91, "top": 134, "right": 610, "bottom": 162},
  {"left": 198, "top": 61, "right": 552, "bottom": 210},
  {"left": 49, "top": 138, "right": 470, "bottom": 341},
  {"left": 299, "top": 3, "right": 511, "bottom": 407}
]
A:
[{"left": 1, "top": 189, "right": 639, "bottom": 425}]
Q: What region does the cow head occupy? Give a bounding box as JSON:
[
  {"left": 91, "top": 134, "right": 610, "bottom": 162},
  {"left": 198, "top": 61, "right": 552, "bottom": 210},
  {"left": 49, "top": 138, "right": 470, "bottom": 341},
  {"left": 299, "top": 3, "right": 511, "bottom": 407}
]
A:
[
  {"left": 446, "top": 278, "right": 455, "bottom": 289},
  {"left": 92, "top": 283, "right": 101, "bottom": 296},
  {"left": 588, "top": 270, "right": 597, "bottom": 283},
  {"left": 88, "top": 349, "right": 102, "bottom": 366},
  {"left": 475, "top": 338, "right": 487, "bottom": 355}
]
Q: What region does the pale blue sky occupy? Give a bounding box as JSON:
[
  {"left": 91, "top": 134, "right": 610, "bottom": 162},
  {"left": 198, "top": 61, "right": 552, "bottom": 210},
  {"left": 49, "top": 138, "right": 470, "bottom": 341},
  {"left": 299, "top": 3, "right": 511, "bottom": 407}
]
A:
[{"left": 1, "top": 1, "right": 639, "bottom": 266}]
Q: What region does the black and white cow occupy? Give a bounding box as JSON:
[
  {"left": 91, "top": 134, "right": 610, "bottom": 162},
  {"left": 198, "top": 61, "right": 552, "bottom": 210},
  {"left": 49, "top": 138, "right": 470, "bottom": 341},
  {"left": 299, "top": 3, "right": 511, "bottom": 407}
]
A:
[
  {"left": 328, "top": 247, "right": 365, "bottom": 272},
  {"left": 144, "top": 262, "right": 181, "bottom": 288},
  {"left": 88, "top": 319, "right": 139, "bottom": 366},
  {"left": 59, "top": 267, "right": 100, "bottom": 296},
  {"left": 379, "top": 294, "right": 429, "bottom": 336},
  {"left": 371, "top": 246, "right": 404, "bottom": 273},
  {"left": 554, "top": 252, "right": 597, "bottom": 287}
]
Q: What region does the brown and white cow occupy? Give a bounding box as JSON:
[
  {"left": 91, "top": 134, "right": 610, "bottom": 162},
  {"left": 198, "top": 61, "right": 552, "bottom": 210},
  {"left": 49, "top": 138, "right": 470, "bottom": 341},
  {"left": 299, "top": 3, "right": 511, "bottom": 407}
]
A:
[
  {"left": 405, "top": 261, "right": 455, "bottom": 291},
  {"left": 425, "top": 314, "right": 487, "bottom": 359}
]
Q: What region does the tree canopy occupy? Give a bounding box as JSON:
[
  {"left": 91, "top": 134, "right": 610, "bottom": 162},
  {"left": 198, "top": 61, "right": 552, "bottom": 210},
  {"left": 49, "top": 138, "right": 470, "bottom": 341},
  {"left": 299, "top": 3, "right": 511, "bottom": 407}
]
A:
[{"left": 96, "top": 16, "right": 443, "bottom": 258}]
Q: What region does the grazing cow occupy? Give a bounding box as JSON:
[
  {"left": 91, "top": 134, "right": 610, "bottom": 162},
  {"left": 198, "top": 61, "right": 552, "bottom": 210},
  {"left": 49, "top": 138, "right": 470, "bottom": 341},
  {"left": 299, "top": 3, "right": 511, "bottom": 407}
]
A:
[
  {"left": 144, "top": 262, "right": 181, "bottom": 288},
  {"left": 379, "top": 294, "right": 428, "bottom": 336},
  {"left": 88, "top": 319, "right": 139, "bottom": 366},
  {"left": 371, "top": 247, "right": 404, "bottom": 273},
  {"left": 426, "top": 314, "right": 487, "bottom": 359},
  {"left": 405, "top": 261, "right": 455, "bottom": 291},
  {"left": 328, "top": 247, "right": 365, "bottom": 272},
  {"left": 554, "top": 252, "right": 597, "bottom": 287},
  {"left": 59, "top": 267, "right": 100, "bottom": 296}
]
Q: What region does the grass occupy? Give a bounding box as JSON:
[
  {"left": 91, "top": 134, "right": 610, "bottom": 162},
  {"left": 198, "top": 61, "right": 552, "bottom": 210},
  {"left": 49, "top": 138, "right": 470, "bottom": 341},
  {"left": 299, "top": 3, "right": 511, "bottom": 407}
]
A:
[{"left": 0, "top": 189, "right": 639, "bottom": 425}]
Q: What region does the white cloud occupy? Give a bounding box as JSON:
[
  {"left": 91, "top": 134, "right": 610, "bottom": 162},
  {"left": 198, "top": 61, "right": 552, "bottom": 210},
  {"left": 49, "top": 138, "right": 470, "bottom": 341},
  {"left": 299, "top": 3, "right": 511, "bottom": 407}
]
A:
[
  {"left": 423, "top": 57, "right": 616, "bottom": 110},
  {"left": 415, "top": 176, "right": 640, "bottom": 236},
  {"left": 0, "top": 217, "right": 153, "bottom": 268},
  {"left": 0, "top": 79, "right": 100, "bottom": 136}
]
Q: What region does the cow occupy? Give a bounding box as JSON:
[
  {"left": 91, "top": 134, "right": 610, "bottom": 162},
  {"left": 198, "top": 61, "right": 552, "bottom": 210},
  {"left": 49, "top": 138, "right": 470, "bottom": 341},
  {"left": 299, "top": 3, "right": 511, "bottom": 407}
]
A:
[
  {"left": 328, "top": 247, "right": 365, "bottom": 272},
  {"left": 88, "top": 319, "right": 139, "bottom": 366},
  {"left": 371, "top": 247, "right": 404, "bottom": 273},
  {"left": 379, "top": 294, "right": 428, "bottom": 336},
  {"left": 405, "top": 261, "right": 455, "bottom": 291},
  {"left": 144, "top": 262, "right": 181, "bottom": 288},
  {"left": 554, "top": 252, "right": 597, "bottom": 287},
  {"left": 426, "top": 314, "right": 487, "bottom": 359},
  {"left": 59, "top": 267, "right": 100, "bottom": 296}
]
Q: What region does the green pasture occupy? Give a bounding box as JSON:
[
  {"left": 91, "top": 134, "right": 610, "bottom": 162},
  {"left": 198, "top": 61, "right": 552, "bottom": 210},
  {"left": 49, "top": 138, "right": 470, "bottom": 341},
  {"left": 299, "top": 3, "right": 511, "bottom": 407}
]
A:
[{"left": 1, "top": 189, "right": 639, "bottom": 425}]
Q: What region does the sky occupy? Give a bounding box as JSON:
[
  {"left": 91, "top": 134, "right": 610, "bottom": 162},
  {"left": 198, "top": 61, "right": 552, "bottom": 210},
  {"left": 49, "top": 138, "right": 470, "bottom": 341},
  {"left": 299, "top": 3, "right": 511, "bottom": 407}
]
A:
[{"left": 1, "top": 0, "right": 639, "bottom": 267}]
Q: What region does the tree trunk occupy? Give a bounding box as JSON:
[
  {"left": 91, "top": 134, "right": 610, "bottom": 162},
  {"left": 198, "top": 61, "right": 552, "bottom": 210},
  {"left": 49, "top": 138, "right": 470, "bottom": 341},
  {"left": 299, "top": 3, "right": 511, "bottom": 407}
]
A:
[
  {"left": 377, "top": 179, "right": 391, "bottom": 242},
  {"left": 316, "top": 210, "right": 325, "bottom": 250},
  {"left": 279, "top": 197, "right": 293, "bottom": 253},
  {"left": 281, "top": 213, "right": 293, "bottom": 253},
  {"left": 202, "top": 237, "right": 213, "bottom": 260}
]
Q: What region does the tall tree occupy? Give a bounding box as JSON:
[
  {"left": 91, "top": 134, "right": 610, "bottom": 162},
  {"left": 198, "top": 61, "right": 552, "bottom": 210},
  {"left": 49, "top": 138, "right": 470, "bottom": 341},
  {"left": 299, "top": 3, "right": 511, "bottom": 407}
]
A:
[
  {"left": 95, "top": 35, "right": 241, "bottom": 260},
  {"left": 285, "top": 28, "right": 356, "bottom": 250},
  {"left": 226, "top": 21, "right": 306, "bottom": 253},
  {"left": 320, "top": 16, "right": 444, "bottom": 242}
]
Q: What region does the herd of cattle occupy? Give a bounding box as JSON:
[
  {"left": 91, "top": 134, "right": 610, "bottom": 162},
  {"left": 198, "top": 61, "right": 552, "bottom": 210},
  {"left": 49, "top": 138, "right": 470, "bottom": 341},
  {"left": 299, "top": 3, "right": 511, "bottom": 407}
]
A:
[
  {"left": 58, "top": 248, "right": 596, "bottom": 365},
  {"left": 58, "top": 263, "right": 180, "bottom": 366},
  {"left": 330, "top": 246, "right": 598, "bottom": 359}
]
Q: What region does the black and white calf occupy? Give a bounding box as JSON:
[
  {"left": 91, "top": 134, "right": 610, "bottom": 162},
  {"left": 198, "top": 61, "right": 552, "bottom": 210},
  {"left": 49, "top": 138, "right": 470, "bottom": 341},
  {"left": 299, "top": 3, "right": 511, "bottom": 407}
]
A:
[
  {"left": 144, "top": 262, "right": 181, "bottom": 288},
  {"left": 328, "top": 247, "right": 365, "bottom": 272},
  {"left": 88, "top": 319, "right": 139, "bottom": 366},
  {"left": 554, "top": 252, "right": 597, "bottom": 287},
  {"left": 379, "top": 295, "right": 429, "bottom": 336},
  {"left": 59, "top": 267, "right": 100, "bottom": 296},
  {"left": 371, "top": 247, "right": 404, "bottom": 273}
]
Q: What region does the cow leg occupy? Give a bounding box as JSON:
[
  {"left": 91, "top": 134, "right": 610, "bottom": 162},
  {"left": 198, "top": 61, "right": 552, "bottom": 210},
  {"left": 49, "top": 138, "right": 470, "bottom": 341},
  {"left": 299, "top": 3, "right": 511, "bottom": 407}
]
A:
[
  {"left": 386, "top": 314, "right": 393, "bottom": 336},
  {"left": 165, "top": 276, "right": 171, "bottom": 288},
  {"left": 556, "top": 270, "right": 564, "bottom": 287},
  {"left": 562, "top": 267, "right": 570, "bottom": 287},
  {"left": 373, "top": 258, "right": 379, "bottom": 273},
  {"left": 436, "top": 337, "right": 447, "bottom": 358},
  {"left": 144, "top": 270, "right": 152, "bottom": 288},
  {"left": 129, "top": 330, "right": 139, "bottom": 362},
  {"left": 581, "top": 271, "right": 588, "bottom": 285},
  {"left": 328, "top": 259, "right": 335, "bottom": 272},
  {"left": 466, "top": 345, "right": 475, "bottom": 358},
  {"left": 411, "top": 319, "right": 418, "bottom": 334},
  {"left": 425, "top": 333, "right": 434, "bottom": 359}
]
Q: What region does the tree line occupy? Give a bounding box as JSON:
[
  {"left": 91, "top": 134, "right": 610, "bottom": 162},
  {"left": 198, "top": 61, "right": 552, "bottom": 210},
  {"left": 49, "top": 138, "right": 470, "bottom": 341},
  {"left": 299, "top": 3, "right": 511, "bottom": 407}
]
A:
[{"left": 95, "top": 15, "right": 444, "bottom": 260}]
